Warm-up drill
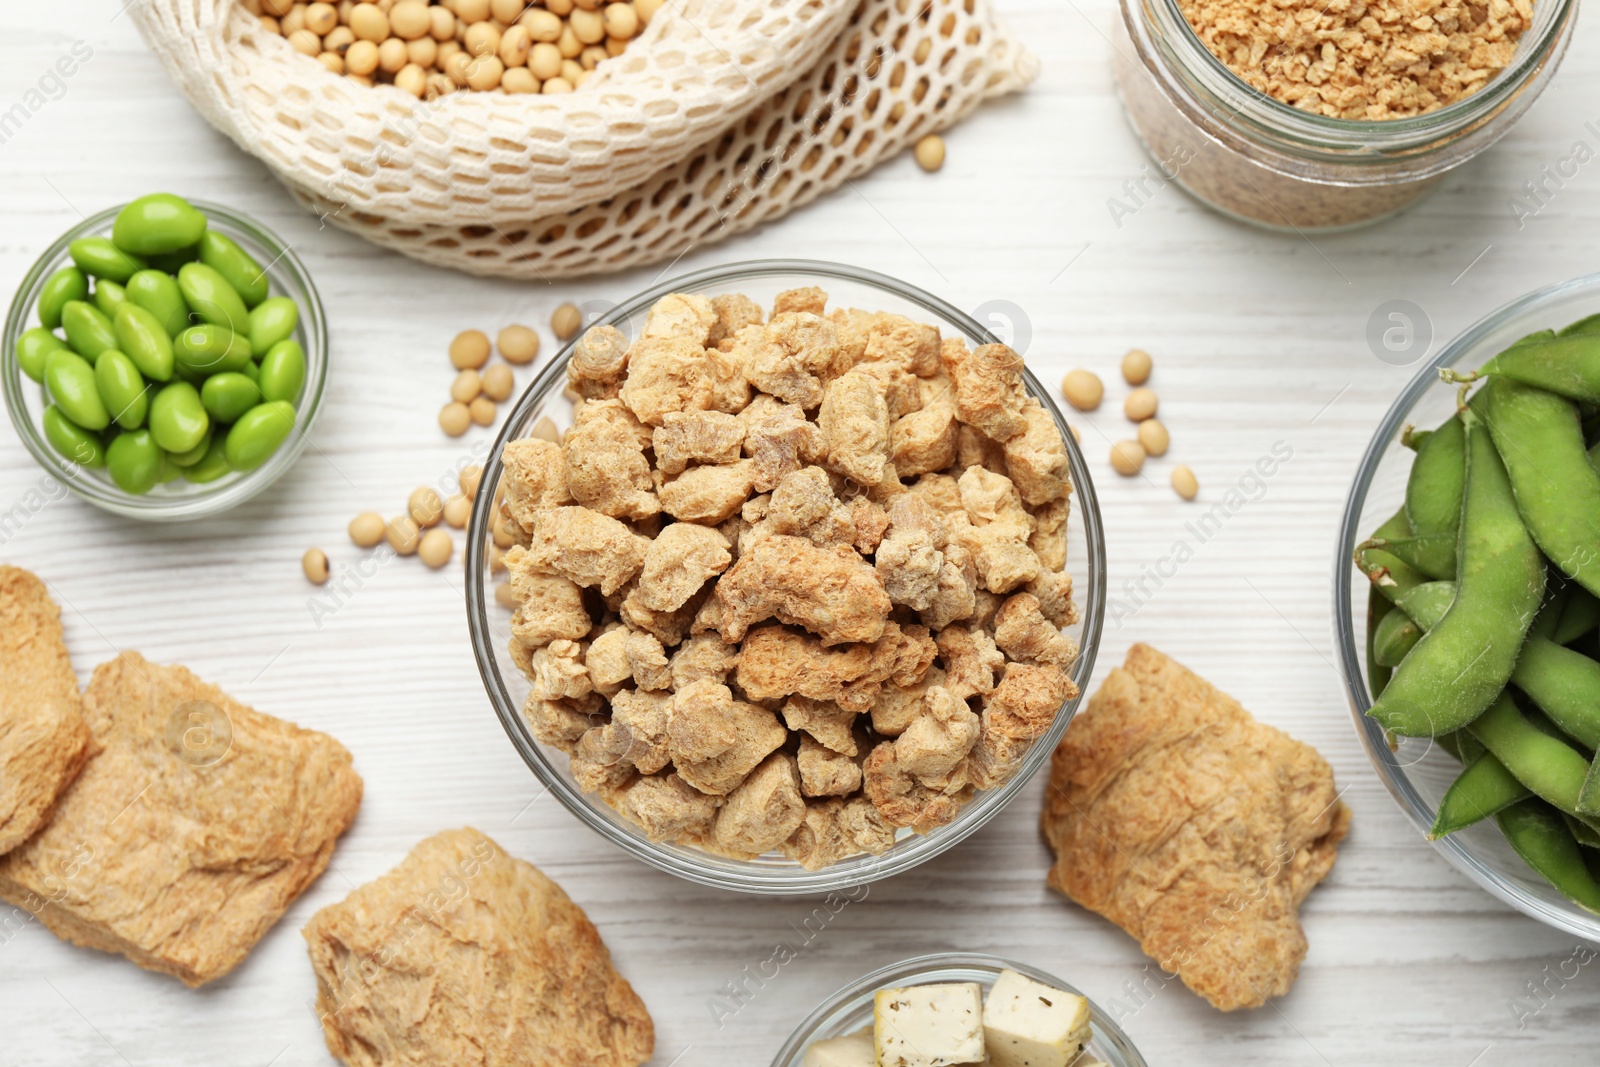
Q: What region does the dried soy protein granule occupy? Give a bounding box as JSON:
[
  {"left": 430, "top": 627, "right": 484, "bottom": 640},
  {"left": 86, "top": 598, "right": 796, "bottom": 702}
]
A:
[{"left": 1178, "top": 0, "right": 1534, "bottom": 119}]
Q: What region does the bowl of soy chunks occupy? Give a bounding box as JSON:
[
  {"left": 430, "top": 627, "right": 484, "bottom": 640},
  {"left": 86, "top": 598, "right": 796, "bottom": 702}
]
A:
[{"left": 1340, "top": 279, "right": 1600, "bottom": 936}]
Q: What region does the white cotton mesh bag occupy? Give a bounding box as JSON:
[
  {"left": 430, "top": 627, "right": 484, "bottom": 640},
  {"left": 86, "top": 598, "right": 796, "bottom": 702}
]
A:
[{"left": 132, "top": 0, "right": 1036, "bottom": 278}]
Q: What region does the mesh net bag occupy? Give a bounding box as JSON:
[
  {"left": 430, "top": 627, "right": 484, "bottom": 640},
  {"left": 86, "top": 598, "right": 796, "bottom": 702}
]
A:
[{"left": 134, "top": 0, "right": 1036, "bottom": 279}]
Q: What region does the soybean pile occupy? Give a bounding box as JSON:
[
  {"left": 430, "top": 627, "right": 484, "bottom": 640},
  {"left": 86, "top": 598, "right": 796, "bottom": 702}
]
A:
[
  {"left": 18, "top": 193, "right": 307, "bottom": 495},
  {"left": 1357, "top": 311, "right": 1600, "bottom": 913}
]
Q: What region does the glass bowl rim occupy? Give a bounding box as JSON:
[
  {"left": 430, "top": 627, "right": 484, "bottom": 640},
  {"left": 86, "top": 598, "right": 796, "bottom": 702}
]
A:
[
  {"left": 464, "top": 257, "right": 1107, "bottom": 896},
  {"left": 1133, "top": 0, "right": 1576, "bottom": 151},
  {"left": 1332, "top": 269, "right": 1600, "bottom": 938},
  {"left": 766, "top": 950, "right": 1150, "bottom": 1067},
  {"left": 1, "top": 199, "right": 329, "bottom": 522}
]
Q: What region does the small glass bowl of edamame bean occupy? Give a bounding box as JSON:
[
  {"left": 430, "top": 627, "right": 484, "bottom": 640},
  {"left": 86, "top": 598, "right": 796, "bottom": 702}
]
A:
[
  {"left": 1337, "top": 271, "right": 1600, "bottom": 939},
  {"left": 2, "top": 198, "right": 327, "bottom": 521}
]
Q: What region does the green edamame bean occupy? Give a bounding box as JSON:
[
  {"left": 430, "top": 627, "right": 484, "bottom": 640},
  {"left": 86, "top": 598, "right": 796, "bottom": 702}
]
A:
[
  {"left": 43, "top": 350, "right": 110, "bottom": 432},
  {"left": 183, "top": 435, "right": 232, "bottom": 484},
  {"left": 146, "top": 246, "right": 200, "bottom": 274},
  {"left": 68, "top": 237, "right": 147, "bottom": 283},
  {"left": 225, "top": 400, "right": 295, "bottom": 471},
  {"left": 1496, "top": 799, "right": 1600, "bottom": 913},
  {"left": 1369, "top": 408, "right": 1545, "bottom": 737},
  {"left": 1358, "top": 532, "right": 1456, "bottom": 581},
  {"left": 1355, "top": 508, "right": 1429, "bottom": 604},
  {"left": 112, "top": 303, "right": 175, "bottom": 382},
  {"left": 1560, "top": 313, "right": 1600, "bottom": 337},
  {"left": 1367, "top": 588, "right": 1394, "bottom": 699},
  {"left": 16, "top": 328, "right": 68, "bottom": 383},
  {"left": 37, "top": 267, "right": 88, "bottom": 330},
  {"left": 60, "top": 300, "right": 118, "bottom": 363},
  {"left": 1556, "top": 587, "right": 1600, "bottom": 646},
  {"left": 257, "top": 339, "right": 306, "bottom": 402},
  {"left": 1431, "top": 750, "right": 1530, "bottom": 839},
  {"left": 94, "top": 350, "right": 149, "bottom": 431},
  {"left": 41, "top": 406, "right": 105, "bottom": 468},
  {"left": 1480, "top": 376, "right": 1600, "bottom": 598},
  {"left": 1372, "top": 607, "right": 1421, "bottom": 668},
  {"left": 177, "top": 262, "right": 249, "bottom": 333},
  {"left": 125, "top": 269, "right": 189, "bottom": 338},
  {"left": 148, "top": 381, "right": 210, "bottom": 455},
  {"left": 1469, "top": 696, "right": 1597, "bottom": 826},
  {"left": 106, "top": 429, "right": 164, "bottom": 495},
  {"left": 201, "top": 373, "right": 262, "bottom": 424},
  {"left": 93, "top": 279, "right": 127, "bottom": 318},
  {"left": 166, "top": 429, "right": 211, "bottom": 467},
  {"left": 246, "top": 297, "right": 299, "bottom": 358},
  {"left": 1449, "top": 333, "right": 1600, "bottom": 403},
  {"left": 198, "top": 231, "right": 268, "bottom": 308},
  {"left": 112, "top": 194, "right": 207, "bottom": 256},
  {"left": 240, "top": 359, "right": 259, "bottom": 383},
  {"left": 158, "top": 456, "right": 182, "bottom": 483},
  {"left": 1406, "top": 414, "right": 1464, "bottom": 538},
  {"left": 174, "top": 325, "right": 252, "bottom": 375}
]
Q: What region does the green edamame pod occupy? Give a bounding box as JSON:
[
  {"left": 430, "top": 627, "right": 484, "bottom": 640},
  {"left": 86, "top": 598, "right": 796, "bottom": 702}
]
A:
[
  {"left": 1355, "top": 509, "right": 1429, "bottom": 604},
  {"left": 182, "top": 435, "right": 232, "bottom": 484},
  {"left": 1400, "top": 425, "right": 1432, "bottom": 451},
  {"left": 1469, "top": 696, "right": 1598, "bottom": 826},
  {"left": 200, "top": 373, "right": 262, "bottom": 424},
  {"left": 60, "top": 300, "right": 118, "bottom": 363},
  {"left": 112, "top": 303, "right": 175, "bottom": 382},
  {"left": 112, "top": 193, "right": 207, "bottom": 256},
  {"left": 198, "top": 231, "right": 268, "bottom": 308},
  {"left": 1431, "top": 751, "right": 1530, "bottom": 839},
  {"left": 225, "top": 400, "right": 296, "bottom": 471},
  {"left": 1357, "top": 532, "right": 1456, "bottom": 581},
  {"left": 41, "top": 406, "right": 105, "bottom": 468},
  {"left": 246, "top": 297, "right": 299, "bottom": 358},
  {"left": 1406, "top": 415, "right": 1465, "bottom": 538},
  {"left": 177, "top": 262, "right": 249, "bottom": 333},
  {"left": 1497, "top": 799, "right": 1600, "bottom": 913},
  {"left": 94, "top": 350, "right": 149, "bottom": 431},
  {"left": 68, "top": 237, "right": 146, "bottom": 283},
  {"left": 1561, "top": 313, "right": 1600, "bottom": 337},
  {"left": 1370, "top": 409, "right": 1545, "bottom": 737},
  {"left": 257, "top": 339, "right": 306, "bottom": 402},
  {"left": 1556, "top": 586, "right": 1600, "bottom": 646},
  {"left": 1566, "top": 813, "right": 1600, "bottom": 850},
  {"left": 1372, "top": 608, "right": 1422, "bottom": 668},
  {"left": 16, "top": 328, "right": 68, "bottom": 383},
  {"left": 1449, "top": 334, "right": 1600, "bottom": 403},
  {"left": 1368, "top": 589, "right": 1395, "bottom": 699},
  {"left": 106, "top": 429, "right": 164, "bottom": 495},
  {"left": 93, "top": 280, "right": 128, "bottom": 318},
  {"left": 165, "top": 429, "right": 211, "bottom": 468},
  {"left": 174, "top": 325, "right": 252, "bottom": 375},
  {"left": 1480, "top": 376, "right": 1600, "bottom": 597},
  {"left": 36, "top": 267, "right": 88, "bottom": 330},
  {"left": 1394, "top": 580, "right": 1455, "bottom": 629},
  {"left": 148, "top": 381, "right": 210, "bottom": 455},
  {"left": 125, "top": 269, "right": 189, "bottom": 337},
  {"left": 44, "top": 350, "right": 110, "bottom": 432}
]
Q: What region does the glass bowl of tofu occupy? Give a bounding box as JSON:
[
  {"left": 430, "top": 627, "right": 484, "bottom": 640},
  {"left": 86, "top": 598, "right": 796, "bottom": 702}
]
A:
[
  {"left": 465, "top": 260, "right": 1106, "bottom": 895},
  {"left": 771, "top": 952, "right": 1148, "bottom": 1067}
]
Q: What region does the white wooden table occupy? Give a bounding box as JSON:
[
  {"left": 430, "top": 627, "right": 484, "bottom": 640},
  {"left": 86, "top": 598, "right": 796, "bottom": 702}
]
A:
[{"left": 4, "top": 2, "right": 1599, "bottom": 1064}]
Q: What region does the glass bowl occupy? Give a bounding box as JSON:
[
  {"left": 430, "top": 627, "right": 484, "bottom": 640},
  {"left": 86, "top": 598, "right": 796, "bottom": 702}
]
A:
[
  {"left": 466, "top": 259, "right": 1106, "bottom": 895},
  {"left": 1335, "top": 271, "right": 1600, "bottom": 938},
  {"left": 2, "top": 200, "right": 328, "bottom": 521},
  {"left": 769, "top": 952, "right": 1148, "bottom": 1067}
]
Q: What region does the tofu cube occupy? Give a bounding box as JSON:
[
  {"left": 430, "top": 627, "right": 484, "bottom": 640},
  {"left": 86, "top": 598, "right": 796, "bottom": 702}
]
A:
[
  {"left": 981, "top": 969, "right": 1093, "bottom": 1067},
  {"left": 874, "top": 982, "right": 986, "bottom": 1067},
  {"left": 803, "top": 1030, "right": 875, "bottom": 1067}
]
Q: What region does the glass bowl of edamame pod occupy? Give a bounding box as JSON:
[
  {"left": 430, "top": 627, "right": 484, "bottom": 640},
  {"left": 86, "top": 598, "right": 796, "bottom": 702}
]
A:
[
  {"left": 2, "top": 198, "right": 328, "bottom": 521},
  {"left": 464, "top": 260, "right": 1106, "bottom": 895},
  {"left": 1337, "top": 271, "right": 1600, "bottom": 938}
]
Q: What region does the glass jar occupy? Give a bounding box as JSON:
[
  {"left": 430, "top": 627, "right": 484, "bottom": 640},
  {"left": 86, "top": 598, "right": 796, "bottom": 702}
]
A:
[{"left": 1113, "top": 0, "right": 1578, "bottom": 231}]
